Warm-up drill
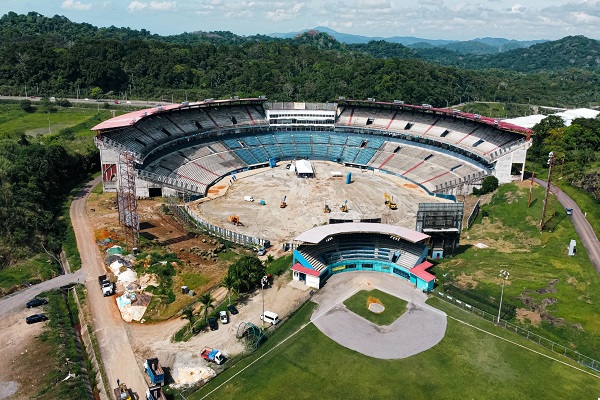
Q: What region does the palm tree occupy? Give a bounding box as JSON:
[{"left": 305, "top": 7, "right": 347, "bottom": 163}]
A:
[
  {"left": 198, "top": 292, "right": 215, "bottom": 322},
  {"left": 220, "top": 273, "right": 237, "bottom": 305},
  {"left": 181, "top": 307, "right": 194, "bottom": 334}
]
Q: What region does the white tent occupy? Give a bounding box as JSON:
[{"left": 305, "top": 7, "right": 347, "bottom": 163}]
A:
[{"left": 295, "top": 160, "right": 313, "bottom": 176}]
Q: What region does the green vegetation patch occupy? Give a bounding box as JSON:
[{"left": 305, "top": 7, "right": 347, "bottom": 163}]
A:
[
  {"left": 266, "top": 253, "right": 292, "bottom": 276},
  {"left": 192, "top": 299, "right": 600, "bottom": 400},
  {"left": 0, "top": 255, "right": 59, "bottom": 294},
  {"left": 444, "top": 183, "right": 600, "bottom": 356},
  {"left": 343, "top": 289, "right": 407, "bottom": 326},
  {"left": 180, "top": 273, "right": 210, "bottom": 290}
]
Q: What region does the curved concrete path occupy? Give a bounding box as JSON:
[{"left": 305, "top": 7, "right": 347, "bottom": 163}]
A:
[
  {"left": 535, "top": 178, "right": 600, "bottom": 275},
  {"left": 311, "top": 272, "right": 447, "bottom": 359}
]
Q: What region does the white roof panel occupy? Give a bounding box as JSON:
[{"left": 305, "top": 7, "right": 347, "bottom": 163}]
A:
[{"left": 294, "top": 223, "right": 430, "bottom": 244}]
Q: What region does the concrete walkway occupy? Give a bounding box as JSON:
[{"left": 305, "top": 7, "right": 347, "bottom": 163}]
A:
[{"left": 311, "top": 272, "right": 447, "bottom": 359}]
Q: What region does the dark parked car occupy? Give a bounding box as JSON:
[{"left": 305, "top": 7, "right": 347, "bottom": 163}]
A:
[
  {"left": 227, "top": 304, "right": 239, "bottom": 315},
  {"left": 285, "top": 164, "right": 291, "bottom": 169},
  {"left": 207, "top": 317, "right": 218, "bottom": 331},
  {"left": 26, "top": 314, "right": 48, "bottom": 324},
  {"left": 26, "top": 298, "right": 48, "bottom": 308}
]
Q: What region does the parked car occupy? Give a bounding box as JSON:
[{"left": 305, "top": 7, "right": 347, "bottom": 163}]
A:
[
  {"left": 219, "top": 310, "right": 229, "bottom": 324},
  {"left": 26, "top": 314, "right": 48, "bottom": 324},
  {"left": 565, "top": 207, "right": 573, "bottom": 215},
  {"left": 207, "top": 317, "right": 218, "bottom": 331},
  {"left": 227, "top": 304, "right": 239, "bottom": 315},
  {"left": 26, "top": 298, "right": 48, "bottom": 308}
]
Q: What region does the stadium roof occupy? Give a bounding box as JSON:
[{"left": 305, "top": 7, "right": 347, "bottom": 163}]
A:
[
  {"left": 294, "top": 223, "right": 429, "bottom": 244},
  {"left": 291, "top": 263, "right": 321, "bottom": 277},
  {"left": 91, "top": 98, "right": 266, "bottom": 131},
  {"left": 502, "top": 108, "right": 599, "bottom": 129},
  {"left": 336, "top": 99, "right": 533, "bottom": 135},
  {"left": 410, "top": 261, "right": 435, "bottom": 282}
]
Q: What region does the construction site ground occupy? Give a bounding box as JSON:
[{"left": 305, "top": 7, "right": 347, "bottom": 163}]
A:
[{"left": 193, "top": 160, "right": 451, "bottom": 247}]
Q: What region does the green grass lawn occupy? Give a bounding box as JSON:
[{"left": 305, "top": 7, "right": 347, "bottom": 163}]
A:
[
  {"left": 443, "top": 183, "right": 600, "bottom": 357},
  {"left": 0, "top": 255, "right": 60, "bottom": 294},
  {"left": 0, "top": 103, "right": 97, "bottom": 135},
  {"left": 343, "top": 289, "right": 407, "bottom": 325},
  {"left": 191, "top": 299, "right": 600, "bottom": 400}
]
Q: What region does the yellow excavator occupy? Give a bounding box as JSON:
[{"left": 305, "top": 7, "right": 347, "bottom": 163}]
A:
[
  {"left": 228, "top": 215, "right": 242, "bottom": 226},
  {"left": 324, "top": 204, "right": 331, "bottom": 213},
  {"left": 340, "top": 200, "right": 348, "bottom": 212},
  {"left": 384, "top": 193, "right": 398, "bottom": 210}
]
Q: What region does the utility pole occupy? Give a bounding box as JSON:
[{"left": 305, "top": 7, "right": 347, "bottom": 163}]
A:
[{"left": 539, "top": 152, "right": 555, "bottom": 230}]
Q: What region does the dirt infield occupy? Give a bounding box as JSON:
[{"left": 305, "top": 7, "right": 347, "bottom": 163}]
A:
[
  {"left": 311, "top": 272, "right": 447, "bottom": 359},
  {"left": 192, "top": 161, "right": 451, "bottom": 244}
]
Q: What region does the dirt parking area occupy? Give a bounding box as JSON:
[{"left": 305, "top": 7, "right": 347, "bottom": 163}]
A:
[
  {"left": 193, "top": 161, "right": 450, "bottom": 244},
  {"left": 0, "top": 307, "right": 50, "bottom": 399}
]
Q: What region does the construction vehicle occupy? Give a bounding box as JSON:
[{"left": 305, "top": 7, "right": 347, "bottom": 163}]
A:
[
  {"left": 98, "top": 274, "right": 115, "bottom": 296},
  {"left": 144, "top": 358, "right": 165, "bottom": 386},
  {"left": 114, "top": 381, "right": 132, "bottom": 400},
  {"left": 228, "top": 215, "right": 242, "bottom": 226},
  {"left": 384, "top": 193, "right": 398, "bottom": 210},
  {"left": 146, "top": 385, "right": 167, "bottom": 400},
  {"left": 340, "top": 204, "right": 348, "bottom": 212},
  {"left": 201, "top": 346, "right": 226, "bottom": 365},
  {"left": 280, "top": 195, "right": 287, "bottom": 208},
  {"left": 324, "top": 204, "right": 331, "bottom": 213}
]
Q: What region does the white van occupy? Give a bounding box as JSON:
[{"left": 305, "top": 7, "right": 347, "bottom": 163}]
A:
[
  {"left": 260, "top": 311, "right": 280, "bottom": 325},
  {"left": 244, "top": 196, "right": 254, "bottom": 202}
]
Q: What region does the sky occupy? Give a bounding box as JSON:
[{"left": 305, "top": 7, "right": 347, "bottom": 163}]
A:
[{"left": 1, "top": 0, "right": 600, "bottom": 41}]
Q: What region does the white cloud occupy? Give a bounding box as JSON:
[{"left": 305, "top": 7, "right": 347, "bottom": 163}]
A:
[
  {"left": 266, "top": 3, "right": 305, "bottom": 21},
  {"left": 62, "top": 0, "right": 92, "bottom": 10},
  {"left": 511, "top": 3, "right": 526, "bottom": 13},
  {"left": 127, "top": 1, "right": 176, "bottom": 12}
]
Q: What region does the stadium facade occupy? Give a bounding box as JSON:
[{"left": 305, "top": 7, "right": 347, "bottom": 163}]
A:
[{"left": 92, "top": 98, "right": 532, "bottom": 291}]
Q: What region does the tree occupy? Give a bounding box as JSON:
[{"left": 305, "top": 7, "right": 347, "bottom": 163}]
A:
[
  {"left": 19, "top": 99, "right": 34, "bottom": 113},
  {"left": 220, "top": 272, "right": 237, "bottom": 305},
  {"left": 228, "top": 255, "right": 265, "bottom": 293},
  {"left": 90, "top": 86, "right": 102, "bottom": 99},
  {"left": 180, "top": 307, "right": 194, "bottom": 334},
  {"left": 198, "top": 292, "right": 214, "bottom": 322},
  {"left": 473, "top": 175, "right": 499, "bottom": 196}
]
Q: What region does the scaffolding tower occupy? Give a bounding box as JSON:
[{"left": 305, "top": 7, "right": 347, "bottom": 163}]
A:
[{"left": 117, "top": 151, "right": 139, "bottom": 250}]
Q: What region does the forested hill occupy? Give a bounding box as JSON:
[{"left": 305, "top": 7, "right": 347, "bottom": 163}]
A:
[{"left": 1, "top": 12, "right": 599, "bottom": 108}]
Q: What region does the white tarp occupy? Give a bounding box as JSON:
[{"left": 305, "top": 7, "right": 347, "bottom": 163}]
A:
[{"left": 296, "top": 159, "right": 313, "bottom": 175}]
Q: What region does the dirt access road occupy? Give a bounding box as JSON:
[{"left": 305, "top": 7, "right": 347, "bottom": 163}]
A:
[{"left": 70, "top": 176, "right": 148, "bottom": 397}]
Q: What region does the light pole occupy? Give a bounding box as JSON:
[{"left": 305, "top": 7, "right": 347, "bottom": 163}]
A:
[
  {"left": 497, "top": 270, "right": 510, "bottom": 323},
  {"left": 261, "top": 276, "right": 267, "bottom": 329}
]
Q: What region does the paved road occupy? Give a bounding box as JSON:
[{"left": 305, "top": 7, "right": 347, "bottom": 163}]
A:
[
  {"left": 0, "top": 94, "right": 167, "bottom": 108},
  {"left": 0, "top": 270, "right": 85, "bottom": 318},
  {"left": 70, "top": 176, "right": 148, "bottom": 397},
  {"left": 535, "top": 178, "right": 600, "bottom": 275}
]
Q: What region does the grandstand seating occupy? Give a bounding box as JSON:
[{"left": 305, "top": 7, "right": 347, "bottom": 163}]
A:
[{"left": 297, "top": 233, "right": 425, "bottom": 272}]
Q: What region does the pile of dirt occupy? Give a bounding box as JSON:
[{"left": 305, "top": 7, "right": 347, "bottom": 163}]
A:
[{"left": 519, "top": 280, "right": 566, "bottom": 328}]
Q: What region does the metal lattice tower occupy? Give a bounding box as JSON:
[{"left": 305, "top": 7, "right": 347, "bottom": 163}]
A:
[
  {"left": 539, "top": 152, "right": 559, "bottom": 231},
  {"left": 117, "top": 151, "right": 139, "bottom": 250}
]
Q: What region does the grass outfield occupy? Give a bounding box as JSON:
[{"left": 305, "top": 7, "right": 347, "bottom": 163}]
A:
[
  {"left": 191, "top": 300, "right": 600, "bottom": 400},
  {"left": 344, "top": 288, "right": 407, "bottom": 325}
]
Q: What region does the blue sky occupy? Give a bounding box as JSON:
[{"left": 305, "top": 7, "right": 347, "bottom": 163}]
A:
[{"left": 1, "top": 0, "right": 600, "bottom": 40}]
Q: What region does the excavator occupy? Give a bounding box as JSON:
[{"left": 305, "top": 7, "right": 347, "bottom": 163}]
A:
[
  {"left": 340, "top": 200, "right": 348, "bottom": 212},
  {"left": 280, "top": 195, "right": 287, "bottom": 209},
  {"left": 228, "top": 215, "right": 242, "bottom": 226},
  {"left": 324, "top": 204, "right": 331, "bottom": 213},
  {"left": 384, "top": 193, "right": 398, "bottom": 210}
]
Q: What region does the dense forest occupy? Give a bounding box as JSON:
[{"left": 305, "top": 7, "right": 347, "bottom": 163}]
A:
[{"left": 1, "top": 12, "right": 599, "bottom": 108}]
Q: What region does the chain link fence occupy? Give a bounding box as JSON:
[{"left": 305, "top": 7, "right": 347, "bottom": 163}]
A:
[{"left": 433, "top": 289, "right": 600, "bottom": 372}]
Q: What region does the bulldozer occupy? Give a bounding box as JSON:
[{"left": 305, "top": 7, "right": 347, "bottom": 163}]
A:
[
  {"left": 228, "top": 215, "right": 242, "bottom": 226},
  {"left": 324, "top": 204, "right": 331, "bottom": 213},
  {"left": 280, "top": 196, "right": 287, "bottom": 209},
  {"left": 384, "top": 193, "right": 398, "bottom": 210}
]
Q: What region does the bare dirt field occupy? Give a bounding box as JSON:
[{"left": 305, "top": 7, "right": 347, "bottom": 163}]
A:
[{"left": 193, "top": 161, "right": 451, "bottom": 245}]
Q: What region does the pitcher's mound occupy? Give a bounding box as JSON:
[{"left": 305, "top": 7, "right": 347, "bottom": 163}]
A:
[{"left": 368, "top": 302, "right": 385, "bottom": 313}]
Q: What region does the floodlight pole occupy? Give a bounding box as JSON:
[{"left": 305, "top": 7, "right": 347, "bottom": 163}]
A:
[
  {"left": 497, "top": 270, "right": 510, "bottom": 323},
  {"left": 261, "top": 278, "right": 265, "bottom": 330}
]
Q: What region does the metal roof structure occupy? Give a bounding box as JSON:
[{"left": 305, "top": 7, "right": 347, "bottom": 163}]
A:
[
  {"left": 294, "top": 223, "right": 430, "bottom": 244},
  {"left": 91, "top": 98, "right": 266, "bottom": 132}
]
